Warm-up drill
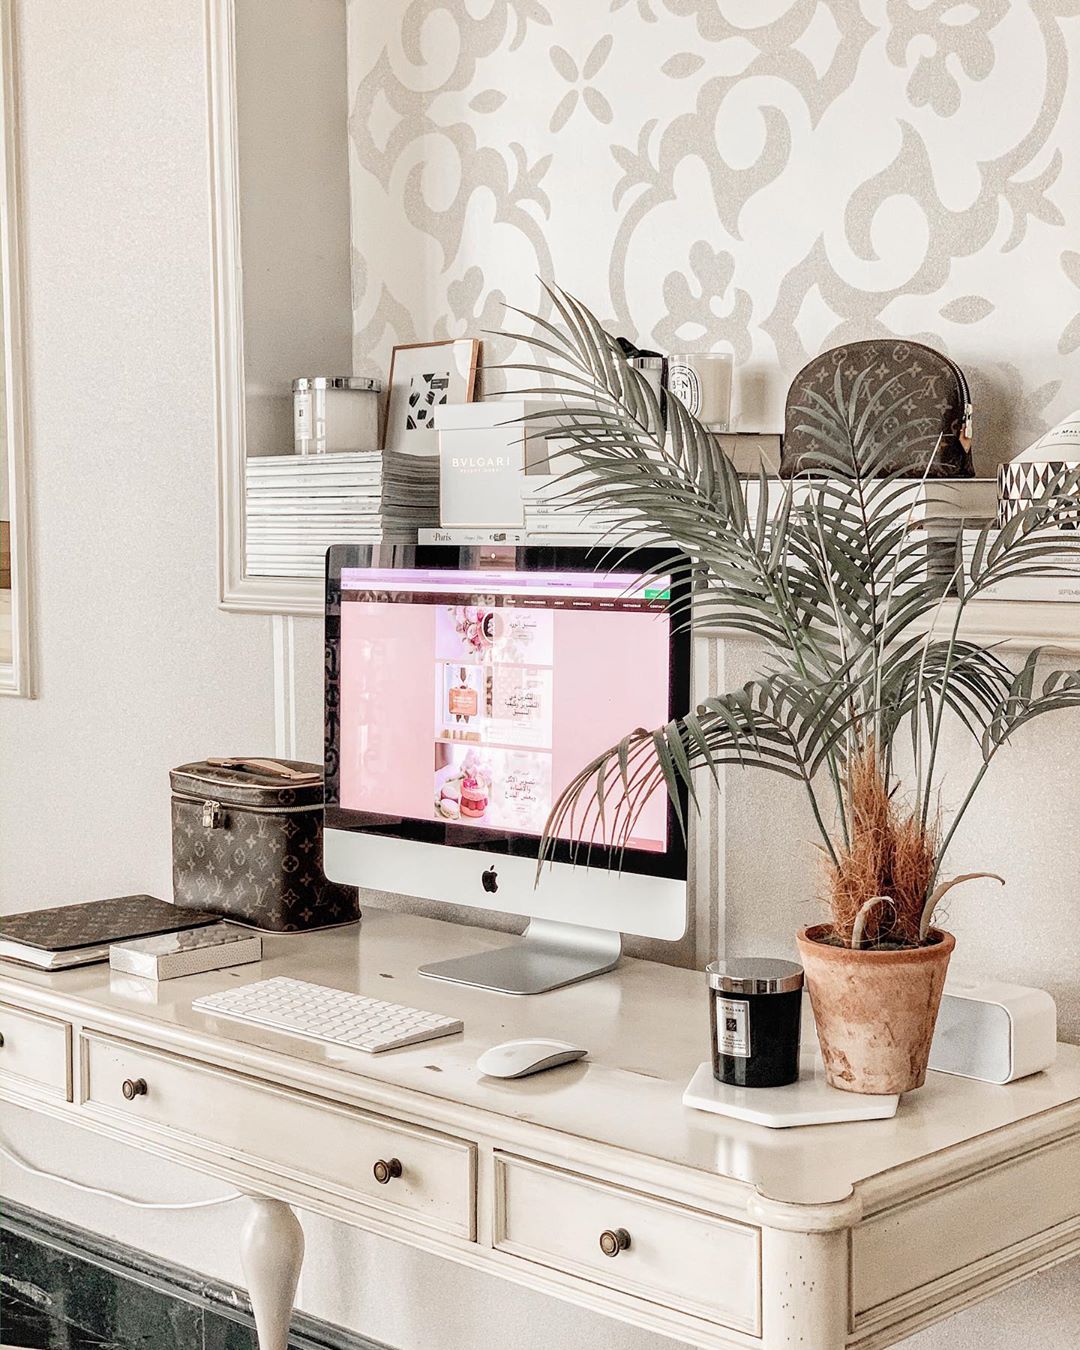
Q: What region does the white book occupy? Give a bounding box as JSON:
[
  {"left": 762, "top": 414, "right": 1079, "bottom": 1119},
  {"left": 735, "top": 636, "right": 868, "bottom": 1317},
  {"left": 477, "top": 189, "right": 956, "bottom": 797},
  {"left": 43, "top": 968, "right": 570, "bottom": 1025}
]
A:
[
  {"left": 247, "top": 516, "right": 391, "bottom": 528},
  {"left": 0, "top": 939, "right": 112, "bottom": 970},
  {"left": 419, "top": 528, "right": 528, "bottom": 545},
  {"left": 744, "top": 478, "right": 998, "bottom": 524},
  {"left": 246, "top": 536, "right": 383, "bottom": 547},
  {"left": 247, "top": 483, "right": 385, "bottom": 497},
  {"left": 246, "top": 458, "right": 382, "bottom": 477},
  {"left": 248, "top": 450, "right": 382, "bottom": 465},
  {"left": 248, "top": 562, "right": 326, "bottom": 577},
  {"left": 246, "top": 455, "right": 384, "bottom": 468},
  {"left": 246, "top": 465, "right": 382, "bottom": 478},
  {"left": 967, "top": 576, "right": 1080, "bottom": 602},
  {"left": 525, "top": 519, "right": 633, "bottom": 533},
  {"left": 245, "top": 467, "right": 390, "bottom": 479},
  {"left": 247, "top": 536, "right": 382, "bottom": 548},
  {"left": 246, "top": 520, "right": 388, "bottom": 530},
  {"left": 249, "top": 552, "right": 414, "bottom": 577},
  {"left": 246, "top": 517, "right": 390, "bottom": 529},
  {"left": 246, "top": 487, "right": 386, "bottom": 500},
  {"left": 961, "top": 526, "right": 1080, "bottom": 546},
  {"left": 523, "top": 504, "right": 632, "bottom": 518},
  {"left": 247, "top": 545, "right": 388, "bottom": 554},
  {"left": 524, "top": 530, "right": 662, "bottom": 547}
]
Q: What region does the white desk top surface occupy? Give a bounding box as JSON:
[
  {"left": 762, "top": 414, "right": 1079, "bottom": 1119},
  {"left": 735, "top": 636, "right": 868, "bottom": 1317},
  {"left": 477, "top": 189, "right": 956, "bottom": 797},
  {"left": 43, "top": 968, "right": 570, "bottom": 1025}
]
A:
[{"left": 3, "top": 908, "right": 1078, "bottom": 1208}]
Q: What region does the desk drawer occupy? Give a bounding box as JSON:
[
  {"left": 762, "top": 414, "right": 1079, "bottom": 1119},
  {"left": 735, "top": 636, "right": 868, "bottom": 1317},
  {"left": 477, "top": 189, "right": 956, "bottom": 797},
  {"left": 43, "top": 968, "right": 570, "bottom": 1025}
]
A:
[
  {"left": 0, "top": 1002, "right": 72, "bottom": 1101},
  {"left": 81, "top": 1034, "right": 475, "bottom": 1239},
  {"left": 494, "top": 1155, "right": 759, "bottom": 1335}
]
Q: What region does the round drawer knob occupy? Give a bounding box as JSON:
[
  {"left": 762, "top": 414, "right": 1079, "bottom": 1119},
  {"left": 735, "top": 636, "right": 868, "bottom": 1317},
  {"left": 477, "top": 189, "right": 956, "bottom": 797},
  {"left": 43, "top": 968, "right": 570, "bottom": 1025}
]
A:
[
  {"left": 0, "top": 1031, "right": 5, "bottom": 1048},
  {"left": 599, "top": 1227, "right": 631, "bottom": 1258},
  {"left": 372, "top": 1157, "right": 402, "bottom": 1185},
  {"left": 121, "top": 1077, "right": 147, "bottom": 1101}
]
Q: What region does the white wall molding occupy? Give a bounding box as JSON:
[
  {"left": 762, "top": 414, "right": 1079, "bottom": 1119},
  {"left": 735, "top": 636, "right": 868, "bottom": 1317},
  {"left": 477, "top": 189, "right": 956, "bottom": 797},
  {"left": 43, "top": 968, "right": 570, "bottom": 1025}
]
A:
[
  {"left": 208, "top": 0, "right": 345, "bottom": 620},
  {"left": 272, "top": 614, "right": 298, "bottom": 760},
  {"left": 691, "top": 635, "right": 724, "bottom": 966},
  {"left": 0, "top": 0, "right": 32, "bottom": 697},
  {"left": 209, "top": 0, "right": 323, "bottom": 617}
]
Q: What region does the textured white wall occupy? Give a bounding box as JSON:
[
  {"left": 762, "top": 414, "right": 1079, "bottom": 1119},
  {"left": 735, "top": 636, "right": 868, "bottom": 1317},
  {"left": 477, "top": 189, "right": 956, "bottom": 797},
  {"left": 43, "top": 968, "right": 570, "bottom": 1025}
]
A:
[
  {"left": 0, "top": 0, "right": 277, "bottom": 904},
  {"left": 1, "top": 4, "right": 1079, "bottom": 1350},
  {"left": 346, "top": 0, "right": 1080, "bottom": 463}
]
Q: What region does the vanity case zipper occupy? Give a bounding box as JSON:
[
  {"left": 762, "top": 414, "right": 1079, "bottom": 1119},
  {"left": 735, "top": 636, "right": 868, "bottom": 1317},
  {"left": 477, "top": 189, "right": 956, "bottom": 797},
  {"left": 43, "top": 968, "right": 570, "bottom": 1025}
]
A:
[{"left": 174, "top": 791, "right": 317, "bottom": 817}]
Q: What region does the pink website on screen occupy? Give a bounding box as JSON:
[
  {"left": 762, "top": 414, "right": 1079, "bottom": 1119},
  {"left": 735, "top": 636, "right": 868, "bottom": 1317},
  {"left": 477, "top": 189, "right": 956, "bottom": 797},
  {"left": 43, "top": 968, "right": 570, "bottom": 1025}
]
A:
[{"left": 337, "top": 567, "right": 672, "bottom": 852}]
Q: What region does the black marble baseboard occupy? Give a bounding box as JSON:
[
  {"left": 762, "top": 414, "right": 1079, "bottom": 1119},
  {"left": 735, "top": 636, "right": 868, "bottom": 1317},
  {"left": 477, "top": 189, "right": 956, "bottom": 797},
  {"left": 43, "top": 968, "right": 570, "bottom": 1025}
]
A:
[{"left": 0, "top": 1200, "right": 390, "bottom": 1350}]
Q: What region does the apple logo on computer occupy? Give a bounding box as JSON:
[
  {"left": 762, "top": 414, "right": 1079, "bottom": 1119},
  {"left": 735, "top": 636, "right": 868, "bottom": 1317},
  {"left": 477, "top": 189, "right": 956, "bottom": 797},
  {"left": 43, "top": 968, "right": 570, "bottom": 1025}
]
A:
[{"left": 481, "top": 867, "right": 499, "bottom": 894}]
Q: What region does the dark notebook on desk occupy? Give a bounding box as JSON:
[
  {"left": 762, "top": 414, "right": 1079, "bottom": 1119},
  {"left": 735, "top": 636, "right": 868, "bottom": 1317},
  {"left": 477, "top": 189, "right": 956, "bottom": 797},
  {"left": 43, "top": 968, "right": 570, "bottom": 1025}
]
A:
[{"left": 0, "top": 895, "right": 218, "bottom": 970}]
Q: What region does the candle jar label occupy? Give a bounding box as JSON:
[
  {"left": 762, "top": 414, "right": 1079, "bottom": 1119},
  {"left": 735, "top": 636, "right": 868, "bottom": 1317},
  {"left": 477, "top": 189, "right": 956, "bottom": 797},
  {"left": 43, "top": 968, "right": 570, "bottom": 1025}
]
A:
[
  {"left": 717, "top": 996, "right": 751, "bottom": 1058},
  {"left": 668, "top": 363, "right": 702, "bottom": 416}
]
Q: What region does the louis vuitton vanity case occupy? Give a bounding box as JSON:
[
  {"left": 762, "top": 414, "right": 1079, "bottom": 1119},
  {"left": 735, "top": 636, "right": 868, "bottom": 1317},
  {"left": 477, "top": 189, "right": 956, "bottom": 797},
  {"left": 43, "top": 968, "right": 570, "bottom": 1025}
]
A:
[
  {"left": 781, "top": 340, "right": 974, "bottom": 478},
  {"left": 171, "top": 758, "right": 359, "bottom": 932}
]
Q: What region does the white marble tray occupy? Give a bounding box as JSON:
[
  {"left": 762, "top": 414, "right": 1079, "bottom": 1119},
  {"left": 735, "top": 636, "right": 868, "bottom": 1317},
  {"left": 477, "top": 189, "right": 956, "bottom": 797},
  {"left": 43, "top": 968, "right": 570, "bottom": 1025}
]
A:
[{"left": 682, "top": 1059, "right": 900, "bottom": 1128}]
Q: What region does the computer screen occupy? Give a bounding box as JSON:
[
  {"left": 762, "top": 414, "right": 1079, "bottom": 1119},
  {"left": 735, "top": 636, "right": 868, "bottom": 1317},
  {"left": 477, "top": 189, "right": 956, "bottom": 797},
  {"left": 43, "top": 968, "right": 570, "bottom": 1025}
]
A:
[{"left": 325, "top": 546, "right": 688, "bottom": 880}]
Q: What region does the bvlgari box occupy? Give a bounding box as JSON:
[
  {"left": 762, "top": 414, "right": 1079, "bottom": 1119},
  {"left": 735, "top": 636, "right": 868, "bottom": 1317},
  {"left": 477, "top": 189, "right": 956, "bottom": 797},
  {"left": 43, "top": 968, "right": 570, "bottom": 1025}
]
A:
[
  {"left": 438, "top": 400, "right": 565, "bottom": 528},
  {"left": 438, "top": 401, "right": 527, "bottom": 528}
]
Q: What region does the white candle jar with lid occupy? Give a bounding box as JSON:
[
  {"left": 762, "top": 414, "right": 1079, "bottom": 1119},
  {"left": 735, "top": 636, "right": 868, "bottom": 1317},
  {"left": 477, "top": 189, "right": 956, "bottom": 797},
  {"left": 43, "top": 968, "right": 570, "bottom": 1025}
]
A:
[
  {"left": 293, "top": 376, "right": 381, "bottom": 454},
  {"left": 667, "top": 353, "right": 733, "bottom": 431}
]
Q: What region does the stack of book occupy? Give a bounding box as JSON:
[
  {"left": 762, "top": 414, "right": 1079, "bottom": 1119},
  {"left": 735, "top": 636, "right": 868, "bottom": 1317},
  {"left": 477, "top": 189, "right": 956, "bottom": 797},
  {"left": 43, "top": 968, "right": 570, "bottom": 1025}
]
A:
[
  {"left": 0, "top": 895, "right": 217, "bottom": 970},
  {"left": 521, "top": 474, "right": 642, "bottom": 541},
  {"left": 739, "top": 478, "right": 994, "bottom": 596},
  {"left": 742, "top": 477, "right": 997, "bottom": 528},
  {"left": 961, "top": 528, "right": 1080, "bottom": 601},
  {"left": 245, "top": 452, "right": 440, "bottom": 577}
]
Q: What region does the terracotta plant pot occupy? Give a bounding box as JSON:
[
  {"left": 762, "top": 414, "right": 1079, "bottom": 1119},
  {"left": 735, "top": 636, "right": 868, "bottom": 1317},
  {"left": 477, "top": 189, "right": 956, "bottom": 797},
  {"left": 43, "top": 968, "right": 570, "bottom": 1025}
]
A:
[{"left": 796, "top": 924, "right": 955, "bottom": 1095}]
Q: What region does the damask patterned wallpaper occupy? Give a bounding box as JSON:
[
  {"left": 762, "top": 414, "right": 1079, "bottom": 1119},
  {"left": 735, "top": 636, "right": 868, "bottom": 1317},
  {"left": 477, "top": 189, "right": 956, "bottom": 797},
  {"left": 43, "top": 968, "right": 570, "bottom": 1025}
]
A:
[{"left": 346, "top": 0, "right": 1080, "bottom": 470}]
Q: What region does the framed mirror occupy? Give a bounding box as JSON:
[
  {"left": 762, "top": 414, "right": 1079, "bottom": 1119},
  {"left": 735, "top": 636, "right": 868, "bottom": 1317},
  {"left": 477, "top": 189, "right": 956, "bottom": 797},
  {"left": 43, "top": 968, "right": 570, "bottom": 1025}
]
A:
[
  {"left": 0, "top": 0, "right": 30, "bottom": 697},
  {"left": 209, "top": 0, "right": 352, "bottom": 617}
]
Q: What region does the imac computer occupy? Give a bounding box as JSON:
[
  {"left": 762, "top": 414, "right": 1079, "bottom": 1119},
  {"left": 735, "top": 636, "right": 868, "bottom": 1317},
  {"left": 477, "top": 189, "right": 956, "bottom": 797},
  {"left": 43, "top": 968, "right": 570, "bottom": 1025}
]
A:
[{"left": 323, "top": 544, "right": 690, "bottom": 994}]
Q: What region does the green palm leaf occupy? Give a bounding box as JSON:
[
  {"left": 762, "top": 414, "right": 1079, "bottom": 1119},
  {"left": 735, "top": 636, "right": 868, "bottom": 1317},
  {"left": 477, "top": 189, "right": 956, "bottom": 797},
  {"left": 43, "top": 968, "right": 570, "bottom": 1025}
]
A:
[{"left": 502, "top": 286, "right": 1080, "bottom": 940}]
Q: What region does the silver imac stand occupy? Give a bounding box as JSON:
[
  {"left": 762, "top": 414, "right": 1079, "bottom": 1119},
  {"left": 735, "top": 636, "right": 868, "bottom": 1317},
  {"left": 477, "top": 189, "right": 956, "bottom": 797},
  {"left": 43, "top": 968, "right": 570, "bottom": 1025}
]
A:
[{"left": 419, "top": 918, "right": 622, "bottom": 995}]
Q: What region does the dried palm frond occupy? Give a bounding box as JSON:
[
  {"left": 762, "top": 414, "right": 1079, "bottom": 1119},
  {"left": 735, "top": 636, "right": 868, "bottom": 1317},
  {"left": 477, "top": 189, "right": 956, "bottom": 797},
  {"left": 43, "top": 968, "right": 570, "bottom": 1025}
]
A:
[{"left": 826, "top": 745, "right": 938, "bottom": 947}]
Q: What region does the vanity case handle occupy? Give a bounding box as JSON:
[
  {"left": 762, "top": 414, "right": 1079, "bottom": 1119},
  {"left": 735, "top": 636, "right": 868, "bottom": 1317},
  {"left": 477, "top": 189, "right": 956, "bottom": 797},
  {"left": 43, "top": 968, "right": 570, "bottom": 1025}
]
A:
[
  {"left": 121, "top": 1077, "right": 147, "bottom": 1101},
  {"left": 599, "top": 1227, "right": 631, "bottom": 1258},
  {"left": 372, "top": 1157, "right": 402, "bottom": 1185},
  {"left": 206, "top": 758, "right": 321, "bottom": 783}
]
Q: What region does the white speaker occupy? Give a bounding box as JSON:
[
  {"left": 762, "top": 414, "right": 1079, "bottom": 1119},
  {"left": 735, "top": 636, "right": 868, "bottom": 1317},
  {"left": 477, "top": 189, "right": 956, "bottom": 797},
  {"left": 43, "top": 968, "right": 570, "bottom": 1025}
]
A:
[{"left": 929, "top": 981, "right": 1057, "bottom": 1084}]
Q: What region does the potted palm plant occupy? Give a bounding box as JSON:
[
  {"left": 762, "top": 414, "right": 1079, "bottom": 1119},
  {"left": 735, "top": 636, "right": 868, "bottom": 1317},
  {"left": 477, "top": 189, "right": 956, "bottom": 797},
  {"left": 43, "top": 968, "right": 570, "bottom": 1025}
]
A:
[{"left": 512, "top": 286, "right": 1080, "bottom": 1095}]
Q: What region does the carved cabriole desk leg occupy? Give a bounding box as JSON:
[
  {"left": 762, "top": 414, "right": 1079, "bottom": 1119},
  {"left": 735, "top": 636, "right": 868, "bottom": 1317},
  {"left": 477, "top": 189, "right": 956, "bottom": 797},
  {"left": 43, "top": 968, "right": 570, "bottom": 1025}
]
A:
[
  {"left": 240, "top": 1196, "right": 305, "bottom": 1350},
  {"left": 750, "top": 1193, "right": 860, "bottom": 1350}
]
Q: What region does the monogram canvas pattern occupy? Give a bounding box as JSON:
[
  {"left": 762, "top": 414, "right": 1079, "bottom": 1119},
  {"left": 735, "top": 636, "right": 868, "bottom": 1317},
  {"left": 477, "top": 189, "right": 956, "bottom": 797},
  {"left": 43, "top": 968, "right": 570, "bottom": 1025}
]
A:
[
  {"left": 171, "top": 761, "right": 358, "bottom": 933},
  {"left": 0, "top": 896, "right": 216, "bottom": 952},
  {"left": 170, "top": 762, "right": 325, "bottom": 810},
  {"left": 780, "top": 340, "right": 972, "bottom": 478}
]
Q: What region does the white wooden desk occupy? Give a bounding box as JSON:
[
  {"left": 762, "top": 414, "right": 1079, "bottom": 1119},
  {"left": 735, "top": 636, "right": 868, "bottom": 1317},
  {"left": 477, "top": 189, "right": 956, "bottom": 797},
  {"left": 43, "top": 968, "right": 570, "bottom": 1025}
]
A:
[{"left": 1, "top": 909, "right": 1079, "bottom": 1350}]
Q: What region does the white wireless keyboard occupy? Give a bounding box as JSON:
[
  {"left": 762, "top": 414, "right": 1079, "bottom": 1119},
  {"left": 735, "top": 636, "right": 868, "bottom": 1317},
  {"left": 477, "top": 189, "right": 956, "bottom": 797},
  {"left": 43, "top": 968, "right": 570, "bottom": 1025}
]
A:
[{"left": 192, "top": 977, "right": 463, "bottom": 1054}]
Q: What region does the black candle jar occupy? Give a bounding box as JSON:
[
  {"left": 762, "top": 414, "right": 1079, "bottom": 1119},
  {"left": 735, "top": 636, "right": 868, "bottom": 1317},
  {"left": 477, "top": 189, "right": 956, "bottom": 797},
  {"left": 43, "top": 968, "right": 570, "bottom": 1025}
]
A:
[{"left": 706, "top": 958, "right": 804, "bottom": 1088}]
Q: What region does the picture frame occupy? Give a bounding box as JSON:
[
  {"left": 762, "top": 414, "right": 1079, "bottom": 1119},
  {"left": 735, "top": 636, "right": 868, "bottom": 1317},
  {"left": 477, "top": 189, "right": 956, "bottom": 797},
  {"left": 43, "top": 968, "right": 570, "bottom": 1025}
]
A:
[{"left": 383, "top": 338, "right": 481, "bottom": 454}]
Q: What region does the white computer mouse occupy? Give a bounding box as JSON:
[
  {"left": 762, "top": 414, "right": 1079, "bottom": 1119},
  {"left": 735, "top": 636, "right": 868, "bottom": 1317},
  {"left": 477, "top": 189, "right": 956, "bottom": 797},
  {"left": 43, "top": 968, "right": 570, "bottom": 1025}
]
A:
[{"left": 476, "top": 1038, "right": 587, "bottom": 1079}]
